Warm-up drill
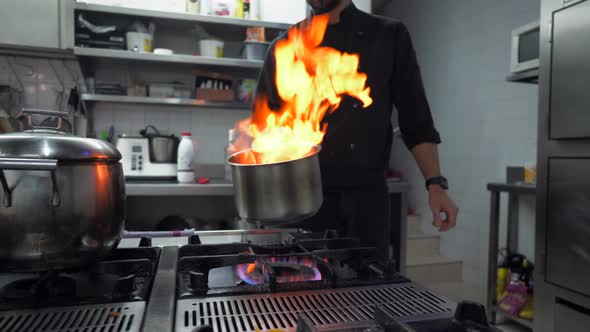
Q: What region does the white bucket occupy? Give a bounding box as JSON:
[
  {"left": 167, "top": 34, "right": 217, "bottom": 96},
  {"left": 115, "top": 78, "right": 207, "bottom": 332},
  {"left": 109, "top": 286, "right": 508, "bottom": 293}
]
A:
[{"left": 126, "top": 32, "right": 153, "bottom": 52}]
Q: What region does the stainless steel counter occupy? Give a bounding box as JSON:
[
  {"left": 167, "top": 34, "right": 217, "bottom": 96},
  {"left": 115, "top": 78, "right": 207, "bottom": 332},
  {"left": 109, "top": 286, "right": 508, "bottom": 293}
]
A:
[
  {"left": 126, "top": 178, "right": 410, "bottom": 196},
  {"left": 126, "top": 179, "right": 233, "bottom": 196}
]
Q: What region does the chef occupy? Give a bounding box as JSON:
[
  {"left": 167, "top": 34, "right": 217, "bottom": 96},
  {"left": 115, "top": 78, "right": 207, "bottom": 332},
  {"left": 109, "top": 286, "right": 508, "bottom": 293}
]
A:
[{"left": 255, "top": 0, "right": 458, "bottom": 257}]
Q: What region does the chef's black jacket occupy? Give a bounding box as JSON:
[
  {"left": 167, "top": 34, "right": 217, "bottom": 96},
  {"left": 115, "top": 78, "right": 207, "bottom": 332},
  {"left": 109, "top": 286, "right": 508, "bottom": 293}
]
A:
[{"left": 256, "top": 3, "right": 441, "bottom": 190}]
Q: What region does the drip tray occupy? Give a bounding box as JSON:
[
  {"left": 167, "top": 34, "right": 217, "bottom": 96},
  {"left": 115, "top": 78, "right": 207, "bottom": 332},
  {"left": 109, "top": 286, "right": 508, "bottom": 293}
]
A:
[
  {"left": 176, "top": 283, "right": 456, "bottom": 332},
  {"left": 0, "top": 302, "right": 145, "bottom": 332}
]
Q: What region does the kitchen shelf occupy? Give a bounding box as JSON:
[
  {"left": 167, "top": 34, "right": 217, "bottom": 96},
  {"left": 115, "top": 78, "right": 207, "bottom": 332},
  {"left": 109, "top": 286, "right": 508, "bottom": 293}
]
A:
[
  {"left": 81, "top": 94, "right": 251, "bottom": 110},
  {"left": 74, "top": 2, "right": 291, "bottom": 30},
  {"left": 487, "top": 182, "right": 536, "bottom": 195},
  {"left": 506, "top": 69, "right": 539, "bottom": 84},
  {"left": 74, "top": 47, "right": 264, "bottom": 69},
  {"left": 496, "top": 311, "right": 533, "bottom": 329}
]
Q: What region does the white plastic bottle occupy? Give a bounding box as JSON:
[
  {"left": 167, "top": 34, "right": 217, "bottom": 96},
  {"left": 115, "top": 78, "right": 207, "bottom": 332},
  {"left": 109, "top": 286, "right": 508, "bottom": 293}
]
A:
[{"left": 177, "top": 132, "right": 195, "bottom": 183}]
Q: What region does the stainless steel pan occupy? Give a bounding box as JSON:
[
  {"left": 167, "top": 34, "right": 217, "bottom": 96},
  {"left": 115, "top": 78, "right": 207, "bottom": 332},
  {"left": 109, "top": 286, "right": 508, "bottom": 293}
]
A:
[{"left": 228, "top": 146, "right": 323, "bottom": 226}]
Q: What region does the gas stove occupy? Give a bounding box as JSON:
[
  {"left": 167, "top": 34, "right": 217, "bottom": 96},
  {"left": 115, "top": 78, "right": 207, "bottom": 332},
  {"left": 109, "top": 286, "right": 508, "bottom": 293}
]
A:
[
  {"left": 0, "top": 230, "right": 498, "bottom": 332},
  {"left": 0, "top": 245, "right": 160, "bottom": 332}
]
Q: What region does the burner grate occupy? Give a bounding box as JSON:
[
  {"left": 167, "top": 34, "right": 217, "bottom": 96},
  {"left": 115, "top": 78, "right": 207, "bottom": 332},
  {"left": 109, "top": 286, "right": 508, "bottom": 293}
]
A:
[
  {"left": 175, "top": 283, "right": 456, "bottom": 332},
  {"left": 0, "top": 302, "right": 145, "bottom": 332}
]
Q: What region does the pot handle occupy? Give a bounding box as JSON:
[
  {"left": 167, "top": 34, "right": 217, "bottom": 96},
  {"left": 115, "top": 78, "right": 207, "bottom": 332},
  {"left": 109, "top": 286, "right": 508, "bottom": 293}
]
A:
[{"left": 0, "top": 158, "right": 59, "bottom": 208}]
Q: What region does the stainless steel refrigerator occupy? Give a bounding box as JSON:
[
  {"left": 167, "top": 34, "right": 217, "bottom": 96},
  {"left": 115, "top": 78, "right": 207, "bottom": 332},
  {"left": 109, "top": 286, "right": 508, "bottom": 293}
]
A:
[{"left": 536, "top": 0, "right": 590, "bottom": 330}]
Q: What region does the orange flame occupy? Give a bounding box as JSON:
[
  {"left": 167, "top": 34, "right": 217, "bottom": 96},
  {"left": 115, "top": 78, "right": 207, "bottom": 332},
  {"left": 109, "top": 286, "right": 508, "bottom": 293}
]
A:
[{"left": 233, "top": 14, "right": 372, "bottom": 165}]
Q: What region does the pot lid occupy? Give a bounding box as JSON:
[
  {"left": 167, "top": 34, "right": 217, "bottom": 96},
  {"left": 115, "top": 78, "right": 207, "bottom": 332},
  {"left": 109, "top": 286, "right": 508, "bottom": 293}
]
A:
[{"left": 0, "top": 130, "right": 121, "bottom": 161}]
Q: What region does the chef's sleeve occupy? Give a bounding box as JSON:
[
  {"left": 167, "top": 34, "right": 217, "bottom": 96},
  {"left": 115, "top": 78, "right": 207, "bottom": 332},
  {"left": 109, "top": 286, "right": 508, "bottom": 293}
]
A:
[{"left": 391, "top": 23, "right": 442, "bottom": 150}]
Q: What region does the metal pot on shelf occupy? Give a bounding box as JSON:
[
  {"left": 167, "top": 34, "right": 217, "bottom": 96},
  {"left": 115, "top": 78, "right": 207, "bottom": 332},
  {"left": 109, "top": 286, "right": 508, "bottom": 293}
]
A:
[
  {"left": 0, "top": 111, "right": 125, "bottom": 272},
  {"left": 228, "top": 145, "right": 323, "bottom": 226}
]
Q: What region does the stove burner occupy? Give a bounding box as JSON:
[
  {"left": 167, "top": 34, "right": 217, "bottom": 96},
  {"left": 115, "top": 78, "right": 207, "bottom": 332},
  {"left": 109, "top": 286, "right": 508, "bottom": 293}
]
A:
[
  {"left": 0, "top": 248, "right": 160, "bottom": 311},
  {"left": 236, "top": 256, "right": 322, "bottom": 286},
  {"left": 1, "top": 275, "right": 76, "bottom": 300}
]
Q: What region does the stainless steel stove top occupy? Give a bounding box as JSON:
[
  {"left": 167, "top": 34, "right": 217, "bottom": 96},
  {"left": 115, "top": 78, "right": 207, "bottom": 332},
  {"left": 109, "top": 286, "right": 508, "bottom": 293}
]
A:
[
  {"left": 175, "top": 283, "right": 456, "bottom": 332},
  {"left": 0, "top": 229, "right": 496, "bottom": 332},
  {"left": 0, "top": 302, "right": 145, "bottom": 332}
]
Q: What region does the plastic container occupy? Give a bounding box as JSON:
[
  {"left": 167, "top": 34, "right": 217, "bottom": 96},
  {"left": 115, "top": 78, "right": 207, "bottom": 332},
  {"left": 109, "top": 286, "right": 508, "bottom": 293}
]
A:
[
  {"left": 177, "top": 132, "right": 195, "bottom": 183},
  {"left": 186, "top": 0, "right": 200, "bottom": 14},
  {"left": 199, "top": 39, "right": 224, "bottom": 57},
  {"left": 126, "top": 32, "right": 153, "bottom": 52},
  {"left": 242, "top": 41, "right": 270, "bottom": 60}
]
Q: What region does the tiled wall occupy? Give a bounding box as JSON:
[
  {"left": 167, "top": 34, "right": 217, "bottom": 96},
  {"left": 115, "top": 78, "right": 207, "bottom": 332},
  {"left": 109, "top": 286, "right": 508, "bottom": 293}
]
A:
[
  {"left": 93, "top": 104, "right": 250, "bottom": 165},
  {"left": 0, "top": 55, "right": 83, "bottom": 111},
  {"left": 0, "top": 54, "right": 250, "bottom": 165},
  {"left": 381, "top": 0, "right": 540, "bottom": 284}
]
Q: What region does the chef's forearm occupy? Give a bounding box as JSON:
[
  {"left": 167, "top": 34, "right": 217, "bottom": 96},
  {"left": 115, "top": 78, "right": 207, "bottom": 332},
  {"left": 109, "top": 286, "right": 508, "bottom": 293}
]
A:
[{"left": 411, "top": 143, "right": 441, "bottom": 180}]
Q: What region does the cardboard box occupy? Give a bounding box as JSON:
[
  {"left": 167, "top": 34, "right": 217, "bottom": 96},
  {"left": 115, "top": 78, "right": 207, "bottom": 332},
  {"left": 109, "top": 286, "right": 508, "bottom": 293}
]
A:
[{"left": 196, "top": 88, "right": 234, "bottom": 102}]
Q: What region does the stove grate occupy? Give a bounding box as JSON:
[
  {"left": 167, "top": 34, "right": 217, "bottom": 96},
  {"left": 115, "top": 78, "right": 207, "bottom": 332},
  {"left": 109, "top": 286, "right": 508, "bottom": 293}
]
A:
[
  {"left": 0, "top": 302, "right": 145, "bottom": 332},
  {"left": 175, "top": 283, "right": 456, "bottom": 332}
]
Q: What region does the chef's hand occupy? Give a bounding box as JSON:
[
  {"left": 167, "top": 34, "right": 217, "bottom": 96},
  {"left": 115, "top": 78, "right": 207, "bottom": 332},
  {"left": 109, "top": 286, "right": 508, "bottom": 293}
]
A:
[{"left": 428, "top": 186, "right": 459, "bottom": 232}]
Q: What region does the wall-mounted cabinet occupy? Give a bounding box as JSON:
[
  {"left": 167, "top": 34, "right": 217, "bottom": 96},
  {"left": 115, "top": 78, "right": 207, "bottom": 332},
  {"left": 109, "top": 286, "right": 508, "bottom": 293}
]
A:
[{"left": 0, "top": 0, "right": 73, "bottom": 50}]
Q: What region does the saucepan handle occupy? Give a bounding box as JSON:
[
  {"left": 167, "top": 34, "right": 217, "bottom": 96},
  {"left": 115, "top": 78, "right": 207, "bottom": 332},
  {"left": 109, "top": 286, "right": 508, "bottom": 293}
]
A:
[
  {"left": 0, "top": 158, "right": 58, "bottom": 171},
  {"left": 0, "top": 158, "right": 60, "bottom": 208}
]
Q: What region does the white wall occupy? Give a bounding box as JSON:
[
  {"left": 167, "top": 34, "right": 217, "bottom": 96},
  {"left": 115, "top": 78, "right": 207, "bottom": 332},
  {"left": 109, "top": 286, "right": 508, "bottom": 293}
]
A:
[
  {"left": 353, "top": 0, "right": 372, "bottom": 13},
  {"left": 381, "top": 0, "right": 540, "bottom": 285}
]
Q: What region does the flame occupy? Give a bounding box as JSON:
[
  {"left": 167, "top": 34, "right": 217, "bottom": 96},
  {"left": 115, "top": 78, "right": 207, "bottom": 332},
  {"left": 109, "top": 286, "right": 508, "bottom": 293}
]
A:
[
  {"left": 233, "top": 14, "right": 372, "bottom": 165},
  {"left": 236, "top": 256, "right": 322, "bottom": 286}
]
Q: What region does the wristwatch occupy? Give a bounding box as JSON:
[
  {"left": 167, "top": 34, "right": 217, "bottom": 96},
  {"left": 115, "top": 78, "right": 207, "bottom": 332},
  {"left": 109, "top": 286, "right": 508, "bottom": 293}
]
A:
[{"left": 426, "top": 176, "right": 449, "bottom": 191}]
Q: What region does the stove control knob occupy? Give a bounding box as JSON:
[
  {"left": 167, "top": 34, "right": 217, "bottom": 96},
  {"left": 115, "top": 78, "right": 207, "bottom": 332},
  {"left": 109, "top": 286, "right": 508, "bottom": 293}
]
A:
[
  {"left": 189, "top": 271, "right": 208, "bottom": 295},
  {"left": 116, "top": 275, "right": 137, "bottom": 295},
  {"left": 383, "top": 261, "right": 397, "bottom": 279},
  {"left": 454, "top": 301, "right": 489, "bottom": 326},
  {"left": 139, "top": 237, "right": 152, "bottom": 247},
  {"left": 189, "top": 234, "right": 202, "bottom": 245},
  {"left": 323, "top": 230, "right": 338, "bottom": 239}
]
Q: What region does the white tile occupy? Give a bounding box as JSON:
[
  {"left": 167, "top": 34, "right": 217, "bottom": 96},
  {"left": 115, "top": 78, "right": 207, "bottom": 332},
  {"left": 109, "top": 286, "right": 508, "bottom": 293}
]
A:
[
  {"left": 169, "top": 109, "right": 192, "bottom": 134},
  {"left": 37, "top": 83, "right": 62, "bottom": 109},
  {"left": 21, "top": 80, "right": 38, "bottom": 108},
  {"left": 144, "top": 109, "right": 171, "bottom": 134},
  {"left": 9, "top": 57, "right": 38, "bottom": 80}
]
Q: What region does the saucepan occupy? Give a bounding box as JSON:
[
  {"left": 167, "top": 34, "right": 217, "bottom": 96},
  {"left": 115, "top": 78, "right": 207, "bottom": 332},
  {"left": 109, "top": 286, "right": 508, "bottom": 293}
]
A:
[{"left": 228, "top": 145, "right": 323, "bottom": 226}]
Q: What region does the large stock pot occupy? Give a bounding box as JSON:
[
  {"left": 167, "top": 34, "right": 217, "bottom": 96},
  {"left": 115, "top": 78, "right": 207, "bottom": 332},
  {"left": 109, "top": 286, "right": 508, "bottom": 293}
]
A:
[{"left": 0, "top": 128, "right": 125, "bottom": 272}]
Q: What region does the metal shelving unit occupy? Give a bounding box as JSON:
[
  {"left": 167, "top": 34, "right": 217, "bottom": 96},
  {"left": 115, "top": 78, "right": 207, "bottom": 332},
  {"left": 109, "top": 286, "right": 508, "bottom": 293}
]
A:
[
  {"left": 81, "top": 94, "right": 251, "bottom": 110},
  {"left": 74, "top": 2, "right": 291, "bottom": 30},
  {"left": 487, "top": 182, "right": 537, "bottom": 330},
  {"left": 74, "top": 47, "right": 263, "bottom": 69},
  {"left": 497, "top": 311, "right": 533, "bottom": 329}
]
